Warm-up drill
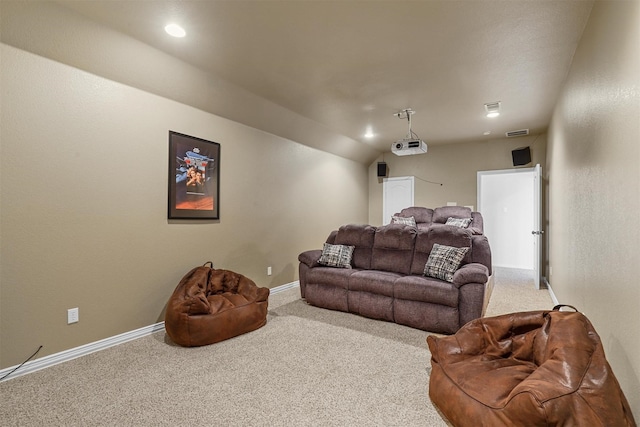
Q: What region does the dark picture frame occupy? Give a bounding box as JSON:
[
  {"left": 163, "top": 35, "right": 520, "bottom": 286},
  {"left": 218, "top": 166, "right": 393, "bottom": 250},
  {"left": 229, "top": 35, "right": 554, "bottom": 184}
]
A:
[{"left": 168, "top": 131, "right": 220, "bottom": 219}]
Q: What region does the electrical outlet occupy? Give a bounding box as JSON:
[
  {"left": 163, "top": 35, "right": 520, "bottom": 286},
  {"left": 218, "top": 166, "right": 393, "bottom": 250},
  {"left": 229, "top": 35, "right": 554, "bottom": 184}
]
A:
[
  {"left": 267, "top": 266, "right": 272, "bottom": 276},
  {"left": 67, "top": 308, "right": 79, "bottom": 324}
]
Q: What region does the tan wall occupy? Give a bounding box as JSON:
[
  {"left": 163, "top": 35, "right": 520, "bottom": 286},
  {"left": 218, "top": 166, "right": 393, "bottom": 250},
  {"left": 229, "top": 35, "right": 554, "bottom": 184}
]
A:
[
  {"left": 0, "top": 44, "right": 368, "bottom": 368},
  {"left": 368, "top": 135, "right": 547, "bottom": 225},
  {"left": 546, "top": 0, "right": 640, "bottom": 416}
]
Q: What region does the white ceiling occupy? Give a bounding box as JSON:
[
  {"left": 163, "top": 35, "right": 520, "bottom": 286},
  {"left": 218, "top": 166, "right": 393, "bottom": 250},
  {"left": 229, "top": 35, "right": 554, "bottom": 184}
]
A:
[{"left": 53, "top": 0, "right": 594, "bottom": 162}]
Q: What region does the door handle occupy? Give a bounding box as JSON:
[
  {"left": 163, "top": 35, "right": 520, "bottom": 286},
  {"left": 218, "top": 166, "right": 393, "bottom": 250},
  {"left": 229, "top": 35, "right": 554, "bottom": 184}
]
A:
[{"left": 531, "top": 230, "right": 544, "bottom": 235}]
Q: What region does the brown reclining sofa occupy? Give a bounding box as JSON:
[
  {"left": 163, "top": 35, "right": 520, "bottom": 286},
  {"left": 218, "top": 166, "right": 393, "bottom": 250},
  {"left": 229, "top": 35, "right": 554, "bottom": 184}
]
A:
[{"left": 298, "top": 206, "right": 492, "bottom": 334}]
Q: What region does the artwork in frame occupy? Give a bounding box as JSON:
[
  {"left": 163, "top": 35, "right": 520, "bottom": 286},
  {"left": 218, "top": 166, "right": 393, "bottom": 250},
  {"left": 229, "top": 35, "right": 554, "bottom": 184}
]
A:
[{"left": 168, "top": 131, "right": 220, "bottom": 219}]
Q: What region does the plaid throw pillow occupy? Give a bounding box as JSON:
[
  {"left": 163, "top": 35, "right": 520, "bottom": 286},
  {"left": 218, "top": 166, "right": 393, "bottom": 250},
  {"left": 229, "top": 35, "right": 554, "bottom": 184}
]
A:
[
  {"left": 445, "top": 217, "right": 472, "bottom": 228},
  {"left": 317, "top": 243, "right": 355, "bottom": 269},
  {"left": 424, "top": 243, "right": 469, "bottom": 282},
  {"left": 391, "top": 216, "right": 417, "bottom": 227}
]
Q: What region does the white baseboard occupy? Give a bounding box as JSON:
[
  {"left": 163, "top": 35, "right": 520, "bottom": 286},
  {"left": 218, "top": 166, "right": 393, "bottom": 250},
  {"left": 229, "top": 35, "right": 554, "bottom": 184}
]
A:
[
  {"left": 543, "top": 276, "right": 559, "bottom": 306},
  {"left": 0, "top": 280, "right": 301, "bottom": 382},
  {"left": 0, "top": 322, "right": 165, "bottom": 382},
  {"left": 270, "top": 280, "right": 299, "bottom": 294}
]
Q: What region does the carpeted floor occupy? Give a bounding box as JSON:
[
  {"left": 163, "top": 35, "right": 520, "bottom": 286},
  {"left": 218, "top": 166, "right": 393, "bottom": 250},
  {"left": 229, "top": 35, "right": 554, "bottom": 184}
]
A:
[{"left": 0, "top": 267, "right": 553, "bottom": 426}]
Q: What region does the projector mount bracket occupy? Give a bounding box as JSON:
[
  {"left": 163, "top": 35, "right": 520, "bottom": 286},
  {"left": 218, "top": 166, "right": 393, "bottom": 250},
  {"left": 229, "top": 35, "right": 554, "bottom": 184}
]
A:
[{"left": 394, "top": 108, "right": 420, "bottom": 140}]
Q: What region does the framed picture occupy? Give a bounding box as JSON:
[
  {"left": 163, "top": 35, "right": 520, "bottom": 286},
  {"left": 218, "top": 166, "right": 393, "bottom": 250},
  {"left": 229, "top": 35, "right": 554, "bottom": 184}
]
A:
[{"left": 168, "top": 131, "right": 220, "bottom": 219}]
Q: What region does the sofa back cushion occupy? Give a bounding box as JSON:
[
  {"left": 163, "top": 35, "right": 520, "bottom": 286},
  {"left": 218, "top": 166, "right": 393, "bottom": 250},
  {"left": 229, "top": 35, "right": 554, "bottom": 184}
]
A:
[
  {"left": 470, "top": 211, "right": 484, "bottom": 231},
  {"left": 411, "top": 224, "right": 472, "bottom": 275},
  {"left": 325, "top": 230, "right": 338, "bottom": 244},
  {"left": 335, "top": 224, "right": 376, "bottom": 269},
  {"left": 470, "top": 234, "right": 492, "bottom": 271},
  {"left": 371, "top": 224, "right": 417, "bottom": 275},
  {"left": 432, "top": 206, "right": 472, "bottom": 224},
  {"left": 395, "top": 207, "right": 433, "bottom": 224}
]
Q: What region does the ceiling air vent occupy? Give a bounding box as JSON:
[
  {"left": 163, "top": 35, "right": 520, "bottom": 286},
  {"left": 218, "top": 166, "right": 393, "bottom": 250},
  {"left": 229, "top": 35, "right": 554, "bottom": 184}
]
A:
[{"left": 506, "top": 129, "right": 529, "bottom": 138}]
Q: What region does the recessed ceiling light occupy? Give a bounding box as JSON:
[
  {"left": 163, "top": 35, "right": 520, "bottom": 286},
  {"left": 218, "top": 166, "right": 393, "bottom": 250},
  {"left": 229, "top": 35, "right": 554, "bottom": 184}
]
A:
[
  {"left": 364, "top": 126, "right": 375, "bottom": 138},
  {"left": 165, "top": 23, "right": 186, "bottom": 38},
  {"left": 483, "top": 131, "right": 491, "bottom": 135},
  {"left": 484, "top": 101, "right": 501, "bottom": 118}
]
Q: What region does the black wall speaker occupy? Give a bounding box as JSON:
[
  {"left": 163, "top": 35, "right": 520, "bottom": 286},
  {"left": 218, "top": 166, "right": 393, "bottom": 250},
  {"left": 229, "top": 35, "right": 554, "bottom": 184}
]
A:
[
  {"left": 377, "top": 162, "right": 388, "bottom": 177},
  {"left": 512, "top": 147, "right": 531, "bottom": 166}
]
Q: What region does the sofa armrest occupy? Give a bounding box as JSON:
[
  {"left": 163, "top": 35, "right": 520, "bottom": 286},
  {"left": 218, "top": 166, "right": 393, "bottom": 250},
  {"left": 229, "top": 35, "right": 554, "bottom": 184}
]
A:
[
  {"left": 452, "top": 263, "right": 489, "bottom": 287},
  {"left": 298, "top": 249, "right": 322, "bottom": 268}
]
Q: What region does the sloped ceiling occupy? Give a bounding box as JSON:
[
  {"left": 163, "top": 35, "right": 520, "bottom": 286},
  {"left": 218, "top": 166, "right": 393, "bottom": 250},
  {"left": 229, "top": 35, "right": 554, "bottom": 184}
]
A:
[{"left": 3, "top": 1, "right": 594, "bottom": 164}]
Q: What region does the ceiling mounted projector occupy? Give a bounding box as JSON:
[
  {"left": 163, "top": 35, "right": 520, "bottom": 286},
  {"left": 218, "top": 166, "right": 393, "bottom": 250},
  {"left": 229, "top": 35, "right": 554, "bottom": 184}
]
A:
[
  {"left": 391, "top": 108, "right": 427, "bottom": 156},
  {"left": 392, "top": 139, "right": 428, "bottom": 156}
]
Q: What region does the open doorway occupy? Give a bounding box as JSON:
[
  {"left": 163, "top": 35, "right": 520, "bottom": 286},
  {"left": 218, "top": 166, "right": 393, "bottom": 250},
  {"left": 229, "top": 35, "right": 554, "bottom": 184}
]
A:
[{"left": 478, "top": 165, "right": 542, "bottom": 288}]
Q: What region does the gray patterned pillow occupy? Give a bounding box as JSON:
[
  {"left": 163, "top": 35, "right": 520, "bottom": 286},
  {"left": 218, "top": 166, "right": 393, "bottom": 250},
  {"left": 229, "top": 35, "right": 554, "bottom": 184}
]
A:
[
  {"left": 424, "top": 243, "right": 469, "bottom": 282},
  {"left": 391, "top": 216, "right": 417, "bottom": 227},
  {"left": 317, "top": 243, "right": 355, "bottom": 268},
  {"left": 445, "top": 217, "right": 472, "bottom": 228}
]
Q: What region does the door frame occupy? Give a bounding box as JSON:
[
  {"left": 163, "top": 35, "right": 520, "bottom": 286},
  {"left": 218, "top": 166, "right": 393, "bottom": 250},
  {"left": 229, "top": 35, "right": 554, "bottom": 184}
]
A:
[{"left": 477, "top": 165, "right": 542, "bottom": 289}]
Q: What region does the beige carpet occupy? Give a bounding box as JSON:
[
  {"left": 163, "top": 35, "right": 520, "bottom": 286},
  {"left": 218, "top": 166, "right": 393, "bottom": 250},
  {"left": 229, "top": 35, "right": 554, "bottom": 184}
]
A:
[
  {"left": 485, "top": 267, "right": 554, "bottom": 316},
  {"left": 0, "top": 267, "right": 553, "bottom": 426}
]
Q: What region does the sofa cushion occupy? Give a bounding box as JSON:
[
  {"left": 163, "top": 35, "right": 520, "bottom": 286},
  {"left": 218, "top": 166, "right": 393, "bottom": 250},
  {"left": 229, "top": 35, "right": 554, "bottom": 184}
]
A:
[
  {"left": 394, "top": 275, "right": 458, "bottom": 307},
  {"left": 396, "top": 207, "right": 433, "bottom": 224},
  {"left": 470, "top": 234, "right": 492, "bottom": 271},
  {"left": 335, "top": 224, "right": 376, "bottom": 269},
  {"left": 349, "top": 270, "right": 400, "bottom": 297},
  {"left": 410, "top": 225, "right": 473, "bottom": 275},
  {"left": 371, "top": 224, "right": 417, "bottom": 275},
  {"left": 424, "top": 244, "right": 469, "bottom": 282},
  {"left": 305, "top": 264, "right": 358, "bottom": 313},
  {"left": 306, "top": 266, "right": 356, "bottom": 290},
  {"left": 317, "top": 243, "right": 355, "bottom": 268},
  {"left": 410, "top": 229, "right": 432, "bottom": 275},
  {"left": 433, "top": 206, "right": 472, "bottom": 224},
  {"left": 348, "top": 271, "right": 398, "bottom": 322},
  {"left": 470, "top": 211, "right": 484, "bottom": 231}
]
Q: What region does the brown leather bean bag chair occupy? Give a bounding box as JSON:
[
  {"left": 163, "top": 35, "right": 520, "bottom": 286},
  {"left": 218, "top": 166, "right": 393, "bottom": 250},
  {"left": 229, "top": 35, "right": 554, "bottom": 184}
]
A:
[
  {"left": 427, "top": 306, "right": 636, "bottom": 427},
  {"left": 165, "top": 263, "right": 270, "bottom": 347}
]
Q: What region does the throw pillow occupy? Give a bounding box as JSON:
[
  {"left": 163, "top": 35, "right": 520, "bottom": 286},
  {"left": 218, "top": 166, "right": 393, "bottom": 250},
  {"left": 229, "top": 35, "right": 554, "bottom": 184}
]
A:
[
  {"left": 317, "top": 243, "right": 355, "bottom": 269},
  {"left": 391, "top": 216, "right": 417, "bottom": 227},
  {"left": 445, "top": 217, "right": 472, "bottom": 228},
  {"left": 424, "top": 243, "right": 469, "bottom": 282}
]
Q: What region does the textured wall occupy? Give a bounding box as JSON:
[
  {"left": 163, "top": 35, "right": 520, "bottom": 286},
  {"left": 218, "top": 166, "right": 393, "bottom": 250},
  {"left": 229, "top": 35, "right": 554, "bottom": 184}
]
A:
[
  {"left": 546, "top": 0, "right": 640, "bottom": 416},
  {"left": 0, "top": 45, "right": 368, "bottom": 367}
]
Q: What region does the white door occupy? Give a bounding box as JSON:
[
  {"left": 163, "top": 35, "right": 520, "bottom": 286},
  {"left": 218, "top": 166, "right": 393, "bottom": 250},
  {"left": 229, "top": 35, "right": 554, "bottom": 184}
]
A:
[
  {"left": 477, "top": 165, "right": 543, "bottom": 288},
  {"left": 383, "top": 176, "right": 414, "bottom": 225},
  {"left": 532, "top": 164, "right": 542, "bottom": 289}
]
